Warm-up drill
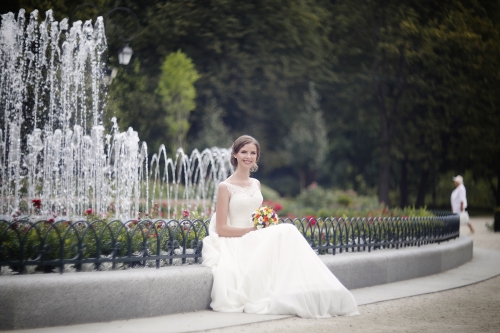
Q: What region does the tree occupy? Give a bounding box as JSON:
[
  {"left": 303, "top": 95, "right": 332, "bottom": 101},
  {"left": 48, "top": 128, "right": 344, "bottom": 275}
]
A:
[
  {"left": 329, "top": 0, "right": 500, "bottom": 207},
  {"left": 285, "top": 82, "right": 328, "bottom": 190},
  {"left": 448, "top": 1, "right": 500, "bottom": 207},
  {"left": 0, "top": 0, "right": 20, "bottom": 15},
  {"left": 329, "top": 0, "right": 416, "bottom": 204},
  {"left": 137, "top": 0, "right": 334, "bottom": 172},
  {"left": 190, "top": 99, "right": 232, "bottom": 150},
  {"left": 399, "top": 0, "right": 500, "bottom": 208},
  {"left": 105, "top": 59, "right": 167, "bottom": 153},
  {"left": 17, "top": 0, "right": 106, "bottom": 22},
  {"left": 157, "top": 50, "right": 200, "bottom": 150}
]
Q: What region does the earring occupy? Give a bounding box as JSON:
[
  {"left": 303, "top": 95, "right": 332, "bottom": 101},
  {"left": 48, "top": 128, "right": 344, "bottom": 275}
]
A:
[{"left": 250, "top": 163, "right": 258, "bottom": 173}]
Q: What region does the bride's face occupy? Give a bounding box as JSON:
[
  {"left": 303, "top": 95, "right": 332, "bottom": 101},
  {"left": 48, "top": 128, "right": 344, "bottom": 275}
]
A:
[{"left": 234, "top": 143, "right": 258, "bottom": 170}]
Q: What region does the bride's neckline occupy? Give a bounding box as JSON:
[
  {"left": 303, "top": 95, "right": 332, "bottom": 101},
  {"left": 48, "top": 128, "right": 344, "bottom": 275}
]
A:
[{"left": 224, "top": 178, "right": 255, "bottom": 189}]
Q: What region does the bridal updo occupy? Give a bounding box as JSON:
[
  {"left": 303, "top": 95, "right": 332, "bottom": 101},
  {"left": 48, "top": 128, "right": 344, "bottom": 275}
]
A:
[{"left": 230, "top": 135, "right": 260, "bottom": 172}]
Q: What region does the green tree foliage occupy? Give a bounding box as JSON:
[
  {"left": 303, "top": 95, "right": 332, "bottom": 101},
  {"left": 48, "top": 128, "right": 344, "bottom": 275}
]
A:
[
  {"left": 444, "top": 1, "right": 500, "bottom": 206},
  {"left": 328, "top": 0, "right": 500, "bottom": 206},
  {"left": 0, "top": 0, "right": 19, "bottom": 15},
  {"left": 190, "top": 99, "right": 232, "bottom": 150},
  {"left": 397, "top": 0, "right": 500, "bottom": 208},
  {"left": 137, "top": 0, "right": 333, "bottom": 170},
  {"left": 285, "top": 82, "right": 328, "bottom": 190},
  {"left": 17, "top": 0, "right": 106, "bottom": 22},
  {"left": 157, "top": 50, "right": 200, "bottom": 150},
  {"left": 3, "top": 0, "right": 500, "bottom": 207},
  {"left": 105, "top": 59, "right": 166, "bottom": 154}
]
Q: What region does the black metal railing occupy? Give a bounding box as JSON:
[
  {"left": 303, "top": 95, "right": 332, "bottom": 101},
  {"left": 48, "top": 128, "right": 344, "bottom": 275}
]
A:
[
  {"left": 430, "top": 209, "right": 456, "bottom": 217},
  {"left": 0, "top": 214, "right": 459, "bottom": 275}
]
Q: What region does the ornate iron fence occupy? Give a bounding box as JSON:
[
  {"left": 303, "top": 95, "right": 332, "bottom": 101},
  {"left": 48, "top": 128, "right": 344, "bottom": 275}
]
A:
[
  {"left": 430, "top": 209, "right": 456, "bottom": 217},
  {"left": 0, "top": 215, "right": 459, "bottom": 275}
]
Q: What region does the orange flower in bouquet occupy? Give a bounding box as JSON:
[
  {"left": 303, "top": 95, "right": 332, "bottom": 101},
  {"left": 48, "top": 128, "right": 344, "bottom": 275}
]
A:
[{"left": 252, "top": 206, "right": 279, "bottom": 229}]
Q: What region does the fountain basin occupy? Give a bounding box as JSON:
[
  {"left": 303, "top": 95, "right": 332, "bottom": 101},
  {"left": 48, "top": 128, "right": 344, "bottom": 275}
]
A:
[{"left": 0, "top": 235, "right": 472, "bottom": 330}]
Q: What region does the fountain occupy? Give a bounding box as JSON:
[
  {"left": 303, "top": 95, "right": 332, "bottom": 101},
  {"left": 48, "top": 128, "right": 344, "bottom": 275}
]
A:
[{"left": 0, "top": 9, "right": 232, "bottom": 222}]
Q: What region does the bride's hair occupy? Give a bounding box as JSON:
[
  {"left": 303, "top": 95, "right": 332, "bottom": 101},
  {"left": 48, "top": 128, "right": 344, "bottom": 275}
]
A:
[{"left": 230, "top": 135, "right": 260, "bottom": 171}]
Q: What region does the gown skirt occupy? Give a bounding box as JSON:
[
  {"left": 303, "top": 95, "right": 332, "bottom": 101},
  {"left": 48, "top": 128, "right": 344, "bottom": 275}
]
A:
[{"left": 202, "top": 213, "right": 359, "bottom": 318}]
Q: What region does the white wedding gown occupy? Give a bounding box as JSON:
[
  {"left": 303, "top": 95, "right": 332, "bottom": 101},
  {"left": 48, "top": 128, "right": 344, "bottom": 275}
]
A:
[{"left": 202, "top": 179, "right": 359, "bottom": 318}]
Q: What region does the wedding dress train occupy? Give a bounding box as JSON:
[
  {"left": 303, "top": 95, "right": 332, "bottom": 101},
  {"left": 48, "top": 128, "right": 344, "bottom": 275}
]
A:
[{"left": 202, "top": 179, "right": 359, "bottom": 318}]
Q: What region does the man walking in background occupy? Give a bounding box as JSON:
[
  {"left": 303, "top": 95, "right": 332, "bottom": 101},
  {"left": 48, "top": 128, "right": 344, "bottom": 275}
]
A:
[{"left": 451, "top": 175, "right": 474, "bottom": 233}]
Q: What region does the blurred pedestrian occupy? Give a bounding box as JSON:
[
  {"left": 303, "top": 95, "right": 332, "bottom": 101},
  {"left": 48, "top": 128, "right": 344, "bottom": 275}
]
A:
[{"left": 451, "top": 175, "right": 474, "bottom": 233}]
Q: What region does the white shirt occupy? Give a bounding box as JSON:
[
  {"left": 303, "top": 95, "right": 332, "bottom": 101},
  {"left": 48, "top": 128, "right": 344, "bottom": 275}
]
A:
[{"left": 451, "top": 184, "right": 467, "bottom": 213}]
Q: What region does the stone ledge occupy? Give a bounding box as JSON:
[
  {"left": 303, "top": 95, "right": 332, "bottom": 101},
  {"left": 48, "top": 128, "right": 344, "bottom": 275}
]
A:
[
  {"left": 322, "top": 235, "right": 473, "bottom": 290},
  {"left": 0, "top": 235, "right": 472, "bottom": 330}
]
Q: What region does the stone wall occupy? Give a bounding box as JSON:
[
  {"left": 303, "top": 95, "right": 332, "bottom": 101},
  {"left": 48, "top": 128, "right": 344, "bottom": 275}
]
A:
[{"left": 0, "top": 236, "right": 472, "bottom": 330}]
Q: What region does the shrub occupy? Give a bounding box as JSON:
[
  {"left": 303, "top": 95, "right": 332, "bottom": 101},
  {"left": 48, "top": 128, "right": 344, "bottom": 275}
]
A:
[
  {"left": 260, "top": 184, "right": 282, "bottom": 201},
  {"left": 262, "top": 184, "right": 435, "bottom": 219},
  {"left": 337, "top": 194, "right": 352, "bottom": 207}
]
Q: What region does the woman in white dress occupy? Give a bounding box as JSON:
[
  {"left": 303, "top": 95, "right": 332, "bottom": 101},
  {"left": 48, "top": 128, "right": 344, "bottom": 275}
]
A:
[{"left": 202, "top": 135, "right": 359, "bottom": 318}]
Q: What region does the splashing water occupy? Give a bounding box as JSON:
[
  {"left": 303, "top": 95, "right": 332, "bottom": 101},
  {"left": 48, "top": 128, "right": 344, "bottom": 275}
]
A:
[{"left": 0, "top": 9, "right": 232, "bottom": 221}]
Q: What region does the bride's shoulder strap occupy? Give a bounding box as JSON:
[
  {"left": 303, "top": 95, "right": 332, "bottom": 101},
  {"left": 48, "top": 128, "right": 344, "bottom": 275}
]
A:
[{"left": 220, "top": 181, "right": 236, "bottom": 196}]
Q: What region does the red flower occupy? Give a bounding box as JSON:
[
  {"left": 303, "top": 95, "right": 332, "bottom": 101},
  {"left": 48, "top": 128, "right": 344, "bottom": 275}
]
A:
[
  {"left": 306, "top": 215, "right": 317, "bottom": 226},
  {"left": 47, "top": 218, "right": 55, "bottom": 223},
  {"left": 84, "top": 209, "right": 92, "bottom": 215},
  {"left": 183, "top": 210, "right": 189, "bottom": 217},
  {"left": 273, "top": 203, "right": 283, "bottom": 211},
  {"left": 31, "top": 198, "right": 42, "bottom": 209}
]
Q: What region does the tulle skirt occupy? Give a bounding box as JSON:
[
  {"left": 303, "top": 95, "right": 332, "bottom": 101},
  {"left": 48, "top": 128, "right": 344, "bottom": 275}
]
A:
[{"left": 202, "top": 223, "right": 359, "bottom": 318}]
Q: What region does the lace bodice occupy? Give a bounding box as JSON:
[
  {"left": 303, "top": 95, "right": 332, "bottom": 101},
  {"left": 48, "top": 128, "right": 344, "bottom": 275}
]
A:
[{"left": 221, "top": 178, "right": 263, "bottom": 228}]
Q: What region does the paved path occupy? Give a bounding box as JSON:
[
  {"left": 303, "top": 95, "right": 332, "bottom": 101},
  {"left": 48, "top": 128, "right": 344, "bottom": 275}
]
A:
[{"left": 3, "top": 216, "right": 499, "bottom": 333}]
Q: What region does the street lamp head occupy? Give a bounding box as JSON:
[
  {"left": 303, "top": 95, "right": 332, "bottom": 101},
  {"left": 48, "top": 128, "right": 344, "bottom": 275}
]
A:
[{"left": 118, "top": 44, "right": 133, "bottom": 65}]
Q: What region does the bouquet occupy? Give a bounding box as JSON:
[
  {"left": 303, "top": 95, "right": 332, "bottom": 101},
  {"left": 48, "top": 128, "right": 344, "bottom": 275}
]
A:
[{"left": 252, "top": 206, "right": 279, "bottom": 229}]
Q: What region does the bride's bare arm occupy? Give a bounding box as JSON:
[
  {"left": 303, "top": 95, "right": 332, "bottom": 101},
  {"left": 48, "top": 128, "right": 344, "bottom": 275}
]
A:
[{"left": 215, "top": 183, "right": 256, "bottom": 237}]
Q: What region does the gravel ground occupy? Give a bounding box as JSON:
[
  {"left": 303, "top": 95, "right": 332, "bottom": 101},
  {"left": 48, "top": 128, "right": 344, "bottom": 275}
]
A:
[{"left": 200, "top": 216, "right": 500, "bottom": 333}]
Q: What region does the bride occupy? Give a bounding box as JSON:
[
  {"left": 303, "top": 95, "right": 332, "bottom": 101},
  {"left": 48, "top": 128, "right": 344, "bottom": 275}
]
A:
[{"left": 202, "top": 135, "right": 359, "bottom": 318}]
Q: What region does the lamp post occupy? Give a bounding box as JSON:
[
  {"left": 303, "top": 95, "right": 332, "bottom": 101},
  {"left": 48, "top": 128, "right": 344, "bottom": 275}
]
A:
[
  {"left": 118, "top": 44, "right": 134, "bottom": 65},
  {"left": 104, "top": 7, "right": 139, "bottom": 66}
]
